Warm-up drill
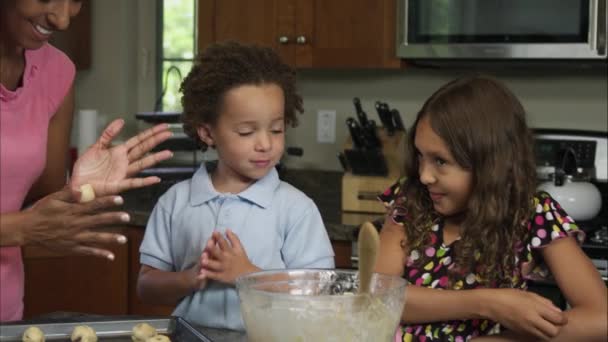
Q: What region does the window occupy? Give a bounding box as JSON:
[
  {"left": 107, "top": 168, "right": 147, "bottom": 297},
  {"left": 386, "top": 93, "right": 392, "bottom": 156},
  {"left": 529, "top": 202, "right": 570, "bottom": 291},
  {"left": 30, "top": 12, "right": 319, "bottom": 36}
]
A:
[{"left": 157, "top": 0, "right": 197, "bottom": 112}]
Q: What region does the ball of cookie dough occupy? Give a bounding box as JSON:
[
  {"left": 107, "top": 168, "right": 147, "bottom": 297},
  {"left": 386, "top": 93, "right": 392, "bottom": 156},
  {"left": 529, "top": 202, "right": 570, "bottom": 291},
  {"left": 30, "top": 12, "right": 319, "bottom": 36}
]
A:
[
  {"left": 22, "top": 326, "right": 45, "bottom": 342},
  {"left": 131, "top": 323, "right": 157, "bottom": 342},
  {"left": 146, "top": 335, "right": 171, "bottom": 342},
  {"left": 70, "top": 325, "right": 97, "bottom": 342},
  {"left": 79, "top": 184, "right": 96, "bottom": 203}
]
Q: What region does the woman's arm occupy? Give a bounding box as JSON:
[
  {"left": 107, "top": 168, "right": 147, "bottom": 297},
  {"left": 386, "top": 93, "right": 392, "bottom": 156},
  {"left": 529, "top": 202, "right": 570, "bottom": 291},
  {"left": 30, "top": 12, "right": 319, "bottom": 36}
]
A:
[
  {"left": 540, "top": 237, "right": 608, "bottom": 341},
  {"left": 25, "top": 86, "right": 75, "bottom": 204},
  {"left": 1, "top": 114, "right": 172, "bottom": 258},
  {"left": 137, "top": 264, "right": 207, "bottom": 306},
  {"left": 0, "top": 188, "right": 129, "bottom": 259}
]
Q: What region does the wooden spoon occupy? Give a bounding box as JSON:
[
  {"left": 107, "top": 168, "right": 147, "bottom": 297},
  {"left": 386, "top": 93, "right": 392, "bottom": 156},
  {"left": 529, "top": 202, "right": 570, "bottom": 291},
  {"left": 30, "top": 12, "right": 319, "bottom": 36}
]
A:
[{"left": 358, "top": 221, "right": 380, "bottom": 294}]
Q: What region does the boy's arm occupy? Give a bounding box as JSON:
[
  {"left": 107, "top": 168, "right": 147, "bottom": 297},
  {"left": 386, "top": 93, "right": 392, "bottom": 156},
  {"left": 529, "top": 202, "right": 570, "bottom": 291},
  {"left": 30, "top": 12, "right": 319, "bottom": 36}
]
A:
[
  {"left": 281, "top": 200, "right": 334, "bottom": 268},
  {"left": 137, "top": 264, "right": 206, "bottom": 306},
  {"left": 137, "top": 200, "right": 205, "bottom": 305}
]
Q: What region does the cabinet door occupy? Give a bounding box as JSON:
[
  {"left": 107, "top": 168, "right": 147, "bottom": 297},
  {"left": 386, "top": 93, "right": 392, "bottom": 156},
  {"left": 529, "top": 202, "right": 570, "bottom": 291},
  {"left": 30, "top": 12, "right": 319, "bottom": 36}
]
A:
[
  {"left": 127, "top": 228, "right": 174, "bottom": 316},
  {"left": 22, "top": 227, "right": 128, "bottom": 318},
  {"left": 198, "top": 0, "right": 297, "bottom": 64},
  {"left": 296, "top": 0, "right": 401, "bottom": 68},
  {"left": 198, "top": 0, "right": 402, "bottom": 68},
  {"left": 332, "top": 240, "right": 354, "bottom": 269}
]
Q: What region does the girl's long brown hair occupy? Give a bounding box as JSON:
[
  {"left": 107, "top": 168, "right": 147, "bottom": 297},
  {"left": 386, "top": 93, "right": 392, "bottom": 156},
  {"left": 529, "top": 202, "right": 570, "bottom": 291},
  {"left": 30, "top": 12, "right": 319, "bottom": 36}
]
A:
[{"left": 401, "top": 75, "right": 537, "bottom": 286}]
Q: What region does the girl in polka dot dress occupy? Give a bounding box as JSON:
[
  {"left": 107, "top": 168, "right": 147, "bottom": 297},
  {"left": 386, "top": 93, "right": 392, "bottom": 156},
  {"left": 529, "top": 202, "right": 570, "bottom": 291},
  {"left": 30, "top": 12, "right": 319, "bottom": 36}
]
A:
[{"left": 375, "top": 75, "right": 607, "bottom": 341}]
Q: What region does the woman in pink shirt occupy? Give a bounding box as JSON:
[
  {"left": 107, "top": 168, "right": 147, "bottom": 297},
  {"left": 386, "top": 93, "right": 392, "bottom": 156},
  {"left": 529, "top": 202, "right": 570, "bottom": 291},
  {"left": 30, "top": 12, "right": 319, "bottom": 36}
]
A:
[{"left": 0, "top": 0, "right": 172, "bottom": 321}]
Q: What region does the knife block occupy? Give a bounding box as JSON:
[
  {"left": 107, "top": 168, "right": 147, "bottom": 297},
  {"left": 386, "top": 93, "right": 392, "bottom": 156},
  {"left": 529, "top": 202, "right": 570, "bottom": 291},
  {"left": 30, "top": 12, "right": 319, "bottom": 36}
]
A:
[{"left": 342, "top": 128, "right": 406, "bottom": 213}]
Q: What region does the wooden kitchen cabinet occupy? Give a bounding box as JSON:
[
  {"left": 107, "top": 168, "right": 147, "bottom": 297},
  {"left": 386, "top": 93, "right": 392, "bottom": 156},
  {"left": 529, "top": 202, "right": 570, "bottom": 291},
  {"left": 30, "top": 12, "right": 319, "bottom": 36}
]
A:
[
  {"left": 22, "top": 226, "right": 174, "bottom": 318},
  {"left": 22, "top": 226, "right": 129, "bottom": 318},
  {"left": 22, "top": 226, "right": 353, "bottom": 318},
  {"left": 198, "top": 0, "right": 402, "bottom": 68},
  {"left": 332, "top": 240, "right": 353, "bottom": 269},
  {"left": 49, "top": 0, "right": 91, "bottom": 69},
  {"left": 126, "top": 228, "right": 174, "bottom": 316}
]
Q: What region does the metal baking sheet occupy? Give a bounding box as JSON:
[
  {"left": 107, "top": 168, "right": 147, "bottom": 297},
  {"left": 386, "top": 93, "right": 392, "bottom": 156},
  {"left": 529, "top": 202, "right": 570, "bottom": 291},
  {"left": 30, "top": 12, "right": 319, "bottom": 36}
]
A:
[{"left": 0, "top": 317, "right": 212, "bottom": 342}]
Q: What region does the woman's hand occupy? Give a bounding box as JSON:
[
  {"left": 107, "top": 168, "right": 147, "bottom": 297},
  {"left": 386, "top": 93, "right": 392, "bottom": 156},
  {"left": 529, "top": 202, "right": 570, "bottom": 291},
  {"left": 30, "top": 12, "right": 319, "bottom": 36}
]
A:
[
  {"left": 25, "top": 186, "right": 131, "bottom": 260},
  {"left": 70, "top": 119, "right": 173, "bottom": 197},
  {"left": 483, "top": 288, "right": 568, "bottom": 340},
  {"left": 199, "top": 230, "right": 260, "bottom": 285}
]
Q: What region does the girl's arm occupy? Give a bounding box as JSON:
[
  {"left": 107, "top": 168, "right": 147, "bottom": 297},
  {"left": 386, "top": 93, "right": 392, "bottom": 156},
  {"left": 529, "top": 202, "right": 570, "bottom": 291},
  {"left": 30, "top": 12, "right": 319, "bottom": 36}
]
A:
[
  {"left": 375, "top": 217, "right": 567, "bottom": 340},
  {"left": 539, "top": 236, "right": 608, "bottom": 341},
  {"left": 376, "top": 218, "right": 490, "bottom": 322},
  {"left": 25, "top": 87, "right": 75, "bottom": 204},
  {"left": 376, "top": 218, "right": 502, "bottom": 324},
  {"left": 137, "top": 264, "right": 207, "bottom": 306},
  {"left": 477, "top": 237, "right": 607, "bottom": 341}
]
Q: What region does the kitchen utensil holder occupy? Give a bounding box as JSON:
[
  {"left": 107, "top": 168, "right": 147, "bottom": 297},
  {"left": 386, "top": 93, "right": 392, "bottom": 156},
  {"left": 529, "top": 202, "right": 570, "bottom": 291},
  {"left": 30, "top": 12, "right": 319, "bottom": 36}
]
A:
[{"left": 341, "top": 128, "right": 406, "bottom": 213}]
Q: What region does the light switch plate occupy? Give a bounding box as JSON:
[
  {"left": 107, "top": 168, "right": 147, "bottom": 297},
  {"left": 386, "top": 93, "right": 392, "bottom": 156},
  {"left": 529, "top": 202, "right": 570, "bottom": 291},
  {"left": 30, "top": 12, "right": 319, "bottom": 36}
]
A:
[{"left": 317, "top": 110, "right": 336, "bottom": 143}]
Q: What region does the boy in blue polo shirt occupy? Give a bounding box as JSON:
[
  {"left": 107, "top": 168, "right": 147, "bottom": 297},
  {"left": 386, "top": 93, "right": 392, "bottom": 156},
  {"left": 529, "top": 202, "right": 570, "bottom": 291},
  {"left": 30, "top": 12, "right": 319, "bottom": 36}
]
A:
[{"left": 136, "top": 42, "right": 335, "bottom": 330}]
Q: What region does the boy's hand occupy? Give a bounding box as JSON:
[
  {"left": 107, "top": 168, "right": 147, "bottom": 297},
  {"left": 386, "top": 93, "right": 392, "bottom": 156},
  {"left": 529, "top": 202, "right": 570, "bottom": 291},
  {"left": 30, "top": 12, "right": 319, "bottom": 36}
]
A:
[
  {"left": 199, "top": 229, "right": 260, "bottom": 285},
  {"left": 186, "top": 261, "right": 208, "bottom": 291}
]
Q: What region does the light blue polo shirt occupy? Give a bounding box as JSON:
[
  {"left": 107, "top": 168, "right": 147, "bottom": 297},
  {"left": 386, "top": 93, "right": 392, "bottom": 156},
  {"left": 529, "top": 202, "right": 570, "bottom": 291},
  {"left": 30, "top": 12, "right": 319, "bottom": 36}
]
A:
[{"left": 139, "top": 165, "right": 335, "bottom": 330}]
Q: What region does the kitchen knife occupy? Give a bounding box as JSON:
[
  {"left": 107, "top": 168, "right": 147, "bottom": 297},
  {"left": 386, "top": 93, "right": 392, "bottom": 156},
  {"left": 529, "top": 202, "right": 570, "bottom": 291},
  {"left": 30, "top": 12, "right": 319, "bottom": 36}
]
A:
[
  {"left": 365, "top": 119, "right": 382, "bottom": 149},
  {"left": 382, "top": 103, "right": 396, "bottom": 136},
  {"left": 337, "top": 152, "right": 349, "bottom": 171},
  {"left": 374, "top": 101, "right": 387, "bottom": 127},
  {"left": 346, "top": 117, "right": 366, "bottom": 149},
  {"left": 375, "top": 101, "right": 395, "bottom": 136},
  {"left": 344, "top": 149, "right": 388, "bottom": 176},
  {"left": 391, "top": 109, "right": 405, "bottom": 131},
  {"left": 353, "top": 97, "right": 369, "bottom": 127}
]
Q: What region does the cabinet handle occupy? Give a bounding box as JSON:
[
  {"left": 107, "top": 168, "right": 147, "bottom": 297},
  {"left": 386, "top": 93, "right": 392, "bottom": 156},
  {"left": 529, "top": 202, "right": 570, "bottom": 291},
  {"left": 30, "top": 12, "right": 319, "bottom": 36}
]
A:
[
  {"left": 278, "top": 36, "right": 290, "bottom": 44},
  {"left": 296, "top": 36, "right": 307, "bottom": 44}
]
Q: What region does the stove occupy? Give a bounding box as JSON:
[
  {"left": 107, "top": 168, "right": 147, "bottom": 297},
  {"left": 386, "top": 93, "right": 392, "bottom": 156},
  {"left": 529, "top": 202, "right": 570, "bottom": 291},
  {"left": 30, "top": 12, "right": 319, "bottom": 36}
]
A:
[
  {"left": 580, "top": 221, "right": 608, "bottom": 281},
  {"left": 534, "top": 129, "right": 608, "bottom": 281}
]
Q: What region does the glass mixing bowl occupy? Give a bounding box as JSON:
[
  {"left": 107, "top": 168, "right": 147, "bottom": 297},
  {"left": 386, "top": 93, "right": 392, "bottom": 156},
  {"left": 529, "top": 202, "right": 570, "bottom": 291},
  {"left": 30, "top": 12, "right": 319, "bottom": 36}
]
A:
[{"left": 236, "top": 269, "right": 407, "bottom": 342}]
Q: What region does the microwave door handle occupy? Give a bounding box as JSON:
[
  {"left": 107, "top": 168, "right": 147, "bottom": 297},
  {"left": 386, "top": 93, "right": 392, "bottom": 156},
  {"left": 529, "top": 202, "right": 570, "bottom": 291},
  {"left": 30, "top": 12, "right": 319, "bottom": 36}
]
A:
[
  {"left": 589, "top": 0, "right": 607, "bottom": 55},
  {"left": 597, "top": 0, "right": 607, "bottom": 55},
  {"left": 589, "top": 0, "right": 599, "bottom": 53},
  {"left": 397, "top": 0, "right": 409, "bottom": 46}
]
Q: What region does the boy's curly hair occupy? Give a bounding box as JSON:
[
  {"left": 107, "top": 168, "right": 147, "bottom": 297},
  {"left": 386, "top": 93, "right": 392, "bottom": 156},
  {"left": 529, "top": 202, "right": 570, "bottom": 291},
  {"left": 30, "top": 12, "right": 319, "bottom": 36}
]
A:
[
  {"left": 180, "top": 41, "right": 304, "bottom": 151},
  {"left": 400, "top": 75, "right": 537, "bottom": 287}
]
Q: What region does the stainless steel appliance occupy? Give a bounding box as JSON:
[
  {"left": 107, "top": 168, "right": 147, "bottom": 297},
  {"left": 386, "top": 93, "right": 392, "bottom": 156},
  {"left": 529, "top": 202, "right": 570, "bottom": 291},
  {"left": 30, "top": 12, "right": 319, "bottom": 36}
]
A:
[
  {"left": 396, "top": 0, "right": 608, "bottom": 60},
  {"left": 534, "top": 129, "right": 608, "bottom": 281}
]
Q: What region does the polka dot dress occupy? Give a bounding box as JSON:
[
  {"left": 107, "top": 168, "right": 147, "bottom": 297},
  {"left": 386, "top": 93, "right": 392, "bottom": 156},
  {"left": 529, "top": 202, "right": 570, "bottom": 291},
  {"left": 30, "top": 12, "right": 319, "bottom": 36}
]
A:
[{"left": 378, "top": 183, "right": 585, "bottom": 342}]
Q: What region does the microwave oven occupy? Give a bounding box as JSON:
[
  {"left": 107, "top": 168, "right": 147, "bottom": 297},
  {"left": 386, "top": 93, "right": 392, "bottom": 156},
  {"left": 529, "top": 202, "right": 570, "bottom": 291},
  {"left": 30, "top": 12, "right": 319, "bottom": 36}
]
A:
[{"left": 396, "top": 0, "right": 607, "bottom": 60}]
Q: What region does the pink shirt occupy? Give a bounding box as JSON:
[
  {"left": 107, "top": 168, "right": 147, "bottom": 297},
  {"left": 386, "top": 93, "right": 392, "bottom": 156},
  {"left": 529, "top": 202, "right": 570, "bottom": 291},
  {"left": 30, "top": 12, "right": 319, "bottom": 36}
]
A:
[{"left": 0, "top": 43, "right": 75, "bottom": 321}]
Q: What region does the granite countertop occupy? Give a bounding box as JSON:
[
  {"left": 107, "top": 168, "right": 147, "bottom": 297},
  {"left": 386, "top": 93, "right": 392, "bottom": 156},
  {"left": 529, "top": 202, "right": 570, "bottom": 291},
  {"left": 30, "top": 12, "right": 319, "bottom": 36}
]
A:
[{"left": 121, "top": 169, "right": 382, "bottom": 242}]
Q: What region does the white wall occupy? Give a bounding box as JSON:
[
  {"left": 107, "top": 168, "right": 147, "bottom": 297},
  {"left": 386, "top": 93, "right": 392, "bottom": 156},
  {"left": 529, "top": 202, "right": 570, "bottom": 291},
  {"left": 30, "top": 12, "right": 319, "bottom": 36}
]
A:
[
  {"left": 287, "top": 68, "right": 608, "bottom": 170},
  {"left": 74, "top": 1, "right": 608, "bottom": 171},
  {"left": 72, "top": 0, "right": 156, "bottom": 144}
]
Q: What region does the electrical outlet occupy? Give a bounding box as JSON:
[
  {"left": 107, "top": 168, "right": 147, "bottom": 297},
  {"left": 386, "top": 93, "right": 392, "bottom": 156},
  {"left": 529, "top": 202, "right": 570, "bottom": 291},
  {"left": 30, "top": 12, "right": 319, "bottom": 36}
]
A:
[{"left": 317, "top": 110, "right": 336, "bottom": 143}]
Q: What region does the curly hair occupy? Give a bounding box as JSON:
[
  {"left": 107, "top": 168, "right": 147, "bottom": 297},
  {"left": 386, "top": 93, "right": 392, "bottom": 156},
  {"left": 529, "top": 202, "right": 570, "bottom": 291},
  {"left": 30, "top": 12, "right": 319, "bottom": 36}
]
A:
[
  {"left": 399, "top": 75, "right": 537, "bottom": 287},
  {"left": 180, "top": 41, "right": 304, "bottom": 151}
]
